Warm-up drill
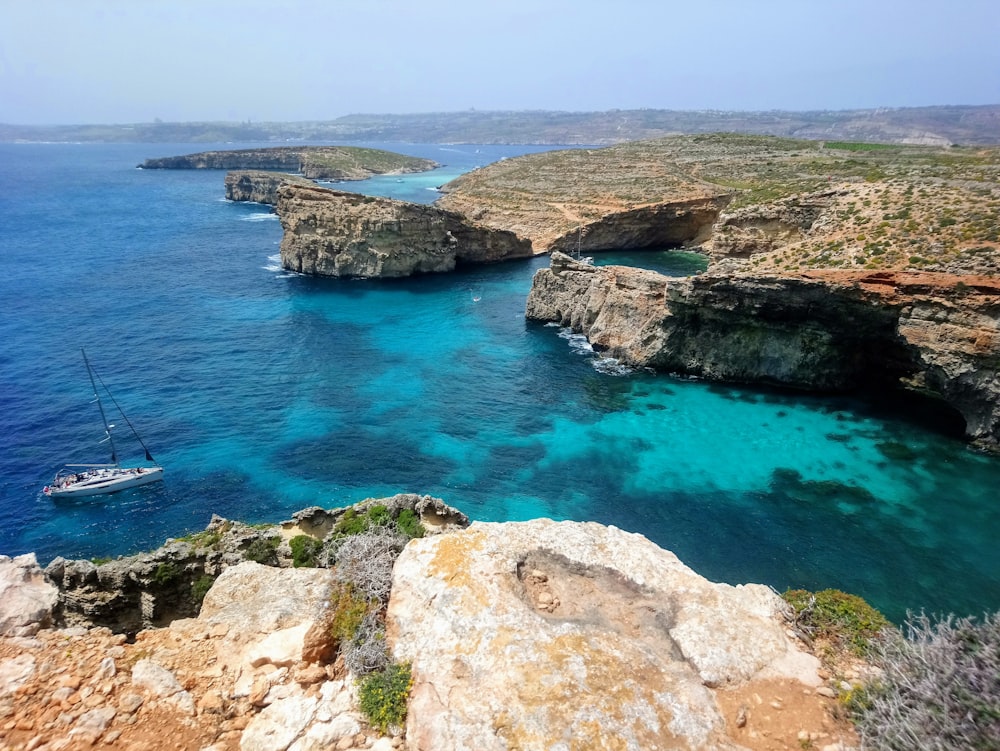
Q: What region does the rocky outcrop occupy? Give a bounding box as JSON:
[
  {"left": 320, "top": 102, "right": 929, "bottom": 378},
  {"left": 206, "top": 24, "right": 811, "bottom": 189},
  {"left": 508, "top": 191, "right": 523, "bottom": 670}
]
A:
[
  {"left": 0, "top": 554, "right": 58, "bottom": 637},
  {"left": 139, "top": 146, "right": 438, "bottom": 180},
  {"left": 710, "top": 191, "right": 839, "bottom": 259},
  {"left": 526, "top": 253, "right": 1000, "bottom": 452},
  {"left": 388, "top": 519, "right": 829, "bottom": 751},
  {"left": 45, "top": 494, "right": 468, "bottom": 634},
  {"left": 277, "top": 184, "right": 533, "bottom": 278},
  {"left": 225, "top": 170, "right": 315, "bottom": 205}
]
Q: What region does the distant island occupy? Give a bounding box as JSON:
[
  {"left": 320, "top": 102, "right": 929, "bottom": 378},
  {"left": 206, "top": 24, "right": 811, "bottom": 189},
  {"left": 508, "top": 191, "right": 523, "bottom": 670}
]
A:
[
  {"left": 3, "top": 105, "right": 999, "bottom": 145},
  {"left": 137, "top": 145, "right": 438, "bottom": 181}
]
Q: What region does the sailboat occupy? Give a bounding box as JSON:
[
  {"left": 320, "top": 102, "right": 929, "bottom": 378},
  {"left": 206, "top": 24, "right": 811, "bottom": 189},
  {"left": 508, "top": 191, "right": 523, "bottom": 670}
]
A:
[{"left": 43, "top": 349, "right": 163, "bottom": 498}]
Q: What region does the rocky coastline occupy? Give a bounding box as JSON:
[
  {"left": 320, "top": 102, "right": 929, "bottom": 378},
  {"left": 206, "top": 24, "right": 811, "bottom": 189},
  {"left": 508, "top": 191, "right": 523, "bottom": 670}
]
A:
[
  {"left": 527, "top": 252, "right": 1000, "bottom": 453},
  {"left": 202, "top": 136, "right": 1000, "bottom": 448},
  {"left": 0, "top": 495, "right": 862, "bottom": 751}
]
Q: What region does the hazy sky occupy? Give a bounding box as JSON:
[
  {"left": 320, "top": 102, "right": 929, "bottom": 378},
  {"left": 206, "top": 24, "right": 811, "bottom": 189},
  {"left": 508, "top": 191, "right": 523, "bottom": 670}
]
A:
[{"left": 1, "top": 0, "right": 997, "bottom": 124}]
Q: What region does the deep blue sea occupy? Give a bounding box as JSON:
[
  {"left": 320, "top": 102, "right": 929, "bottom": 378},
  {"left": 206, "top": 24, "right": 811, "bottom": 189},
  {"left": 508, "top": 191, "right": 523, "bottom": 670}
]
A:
[{"left": 1, "top": 141, "right": 998, "bottom": 623}]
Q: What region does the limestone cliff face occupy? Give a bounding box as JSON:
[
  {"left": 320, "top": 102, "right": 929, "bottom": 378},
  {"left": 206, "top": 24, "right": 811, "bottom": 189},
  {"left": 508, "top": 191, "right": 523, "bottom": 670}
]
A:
[
  {"left": 526, "top": 253, "right": 1000, "bottom": 452},
  {"left": 710, "top": 191, "right": 838, "bottom": 259},
  {"left": 545, "top": 196, "right": 730, "bottom": 256},
  {"left": 277, "top": 184, "right": 533, "bottom": 278},
  {"left": 224, "top": 170, "right": 314, "bottom": 205}
]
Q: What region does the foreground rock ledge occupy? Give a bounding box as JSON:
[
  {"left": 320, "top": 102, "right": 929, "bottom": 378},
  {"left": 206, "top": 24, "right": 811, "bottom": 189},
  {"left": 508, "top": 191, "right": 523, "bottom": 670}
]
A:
[
  {"left": 1, "top": 510, "right": 858, "bottom": 751},
  {"left": 388, "top": 519, "right": 824, "bottom": 751}
]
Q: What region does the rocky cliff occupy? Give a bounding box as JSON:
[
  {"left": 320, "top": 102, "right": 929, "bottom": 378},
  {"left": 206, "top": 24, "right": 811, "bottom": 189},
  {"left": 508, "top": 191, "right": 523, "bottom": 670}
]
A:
[
  {"left": 526, "top": 253, "right": 1000, "bottom": 452},
  {"left": 139, "top": 146, "right": 438, "bottom": 181},
  {"left": 277, "top": 184, "right": 533, "bottom": 278},
  {"left": 0, "top": 502, "right": 859, "bottom": 751},
  {"left": 224, "top": 170, "right": 314, "bottom": 205}
]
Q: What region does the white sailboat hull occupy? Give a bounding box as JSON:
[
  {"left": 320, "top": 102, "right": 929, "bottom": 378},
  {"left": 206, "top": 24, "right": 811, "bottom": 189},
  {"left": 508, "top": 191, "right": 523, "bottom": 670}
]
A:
[
  {"left": 45, "top": 466, "right": 163, "bottom": 498},
  {"left": 43, "top": 348, "right": 165, "bottom": 500}
]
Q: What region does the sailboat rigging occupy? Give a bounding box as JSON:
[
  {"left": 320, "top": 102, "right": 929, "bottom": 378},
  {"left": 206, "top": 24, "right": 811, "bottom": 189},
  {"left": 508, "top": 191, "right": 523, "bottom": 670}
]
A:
[{"left": 43, "top": 349, "right": 164, "bottom": 498}]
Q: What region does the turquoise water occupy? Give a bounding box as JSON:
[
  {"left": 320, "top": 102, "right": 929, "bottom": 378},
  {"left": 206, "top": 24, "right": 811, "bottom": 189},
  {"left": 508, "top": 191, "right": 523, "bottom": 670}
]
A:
[{"left": 1, "top": 142, "right": 997, "bottom": 623}]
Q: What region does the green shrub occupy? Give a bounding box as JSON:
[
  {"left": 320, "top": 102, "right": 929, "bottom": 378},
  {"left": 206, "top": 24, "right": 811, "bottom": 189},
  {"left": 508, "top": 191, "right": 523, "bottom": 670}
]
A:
[
  {"left": 289, "top": 534, "right": 324, "bottom": 568},
  {"left": 244, "top": 536, "right": 280, "bottom": 565},
  {"left": 366, "top": 504, "right": 390, "bottom": 527},
  {"left": 334, "top": 504, "right": 395, "bottom": 538},
  {"left": 334, "top": 508, "right": 367, "bottom": 536},
  {"left": 177, "top": 528, "right": 224, "bottom": 549},
  {"left": 191, "top": 575, "right": 215, "bottom": 604},
  {"left": 358, "top": 661, "right": 413, "bottom": 734},
  {"left": 783, "top": 588, "right": 889, "bottom": 655},
  {"left": 329, "top": 581, "right": 375, "bottom": 644},
  {"left": 152, "top": 561, "right": 180, "bottom": 586},
  {"left": 396, "top": 509, "right": 425, "bottom": 539},
  {"left": 852, "top": 611, "right": 1000, "bottom": 750}
]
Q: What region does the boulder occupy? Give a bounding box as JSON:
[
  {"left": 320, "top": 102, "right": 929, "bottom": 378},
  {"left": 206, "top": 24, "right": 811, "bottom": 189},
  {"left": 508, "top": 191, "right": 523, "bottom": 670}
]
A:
[
  {"left": 387, "top": 519, "right": 818, "bottom": 750},
  {"left": 0, "top": 553, "right": 58, "bottom": 636}
]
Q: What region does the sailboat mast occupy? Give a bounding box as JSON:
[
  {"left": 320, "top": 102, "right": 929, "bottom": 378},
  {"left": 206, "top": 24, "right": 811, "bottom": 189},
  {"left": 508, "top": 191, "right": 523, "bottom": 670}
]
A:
[{"left": 81, "top": 348, "right": 118, "bottom": 465}]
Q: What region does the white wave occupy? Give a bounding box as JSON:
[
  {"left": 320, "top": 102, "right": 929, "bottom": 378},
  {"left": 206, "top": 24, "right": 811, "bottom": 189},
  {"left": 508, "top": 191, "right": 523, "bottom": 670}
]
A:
[
  {"left": 591, "top": 357, "right": 633, "bottom": 376},
  {"left": 554, "top": 326, "right": 632, "bottom": 376},
  {"left": 241, "top": 212, "right": 278, "bottom": 222},
  {"left": 267, "top": 253, "right": 281, "bottom": 263},
  {"left": 557, "top": 328, "right": 596, "bottom": 357}
]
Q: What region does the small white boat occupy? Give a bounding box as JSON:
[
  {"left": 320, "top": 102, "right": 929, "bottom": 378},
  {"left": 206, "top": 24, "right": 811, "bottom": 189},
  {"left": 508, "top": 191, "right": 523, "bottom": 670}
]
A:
[{"left": 43, "top": 349, "right": 163, "bottom": 499}]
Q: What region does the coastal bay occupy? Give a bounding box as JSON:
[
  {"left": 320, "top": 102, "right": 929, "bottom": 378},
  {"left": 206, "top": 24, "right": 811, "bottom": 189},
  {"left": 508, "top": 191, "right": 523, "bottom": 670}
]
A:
[{"left": 1, "top": 141, "right": 998, "bottom": 624}]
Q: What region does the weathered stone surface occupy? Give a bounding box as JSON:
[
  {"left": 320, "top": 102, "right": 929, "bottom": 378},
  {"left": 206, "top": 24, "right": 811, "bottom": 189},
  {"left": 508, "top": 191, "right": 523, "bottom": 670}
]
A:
[
  {"left": 388, "top": 519, "right": 818, "bottom": 751},
  {"left": 710, "top": 191, "right": 839, "bottom": 259},
  {"left": 0, "top": 653, "right": 36, "bottom": 696},
  {"left": 0, "top": 553, "right": 58, "bottom": 636},
  {"left": 526, "top": 254, "right": 1000, "bottom": 452},
  {"left": 199, "top": 562, "right": 334, "bottom": 634},
  {"left": 277, "top": 184, "right": 532, "bottom": 278},
  {"left": 226, "top": 170, "right": 315, "bottom": 205},
  {"left": 132, "top": 658, "right": 196, "bottom": 715}
]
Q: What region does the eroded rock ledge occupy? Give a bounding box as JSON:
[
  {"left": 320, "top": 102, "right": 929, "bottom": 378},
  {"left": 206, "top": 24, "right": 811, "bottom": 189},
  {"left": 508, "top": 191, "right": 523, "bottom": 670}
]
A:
[
  {"left": 527, "top": 253, "right": 1000, "bottom": 452},
  {"left": 224, "top": 169, "right": 314, "bottom": 204},
  {"left": 278, "top": 184, "right": 532, "bottom": 278}
]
